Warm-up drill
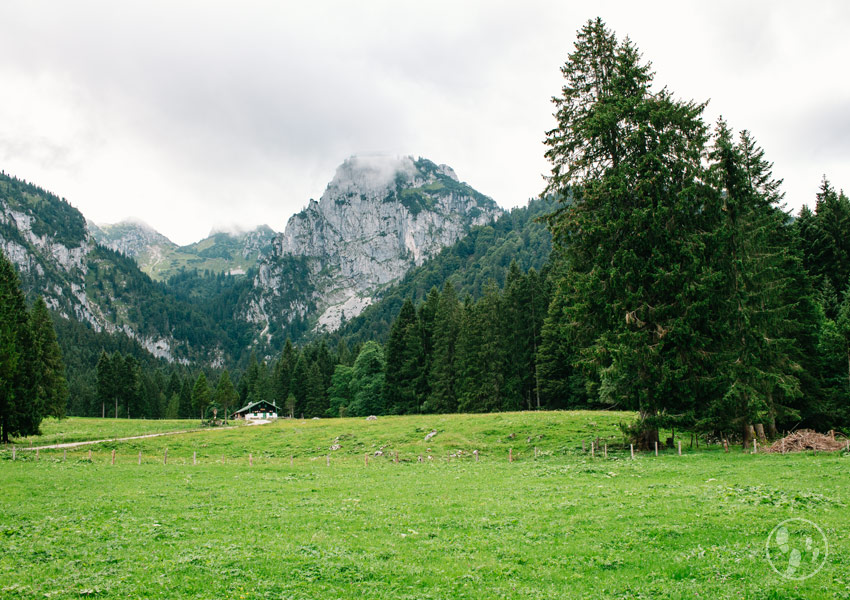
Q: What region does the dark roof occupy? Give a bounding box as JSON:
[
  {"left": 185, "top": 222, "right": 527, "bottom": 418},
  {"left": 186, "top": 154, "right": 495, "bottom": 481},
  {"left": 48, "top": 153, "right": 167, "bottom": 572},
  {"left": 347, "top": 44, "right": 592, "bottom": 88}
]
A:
[{"left": 232, "top": 399, "right": 279, "bottom": 414}]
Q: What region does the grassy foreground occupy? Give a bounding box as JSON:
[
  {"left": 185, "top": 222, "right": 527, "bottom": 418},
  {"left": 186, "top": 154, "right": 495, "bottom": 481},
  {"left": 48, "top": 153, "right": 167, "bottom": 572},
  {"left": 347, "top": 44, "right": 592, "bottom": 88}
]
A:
[
  {"left": 9, "top": 417, "right": 206, "bottom": 446},
  {"left": 1, "top": 412, "right": 848, "bottom": 599}
]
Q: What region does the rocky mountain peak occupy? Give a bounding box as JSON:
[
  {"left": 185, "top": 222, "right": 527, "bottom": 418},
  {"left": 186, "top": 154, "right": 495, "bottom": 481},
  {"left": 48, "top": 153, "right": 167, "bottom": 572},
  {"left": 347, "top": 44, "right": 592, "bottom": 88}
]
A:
[{"left": 251, "top": 155, "right": 503, "bottom": 332}]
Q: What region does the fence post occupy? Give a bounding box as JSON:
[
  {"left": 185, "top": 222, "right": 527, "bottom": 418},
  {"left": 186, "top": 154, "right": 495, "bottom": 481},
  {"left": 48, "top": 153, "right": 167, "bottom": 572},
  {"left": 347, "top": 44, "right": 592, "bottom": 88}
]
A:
[
  {"left": 164, "top": 448, "right": 168, "bottom": 464},
  {"left": 138, "top": 451, "right": 141, "bottom": 465},
  {"left": 88, "top": 449, "right": 92, "bottom": 461},
  {"left": 249, "top": 453, "right": 253, "bottom": 467},
  {"left": 290, "top": 455, "right": 294, "bottom": 467},
  {"left": 654, "top": 441, "right": 658, "bottom": 457},
  {"left": 474, "top": 450, "right": 479, "bottom": 462},
  {"left": 193, "top": 451, "right": 197, "bottom": 466},
  {"left": 63, "top": 449, "right": 66, "bottom": 462},
  {"left": 326, "top": 454, "right": 330, "bottom": 467},
  {"left": 12, "top": 446, "right": 15, "bottom": 460},
  {"left": 111, "top": 449, "right": 115, "bottom": 465},
  {"left": 36, "top": 448, "right": 39, "bottom": 460},
  {"left": 509, "top": 448, "right": 513, "bottom": 463},
  {"left": 630, "top": 444, "right": 634, "bottom": 460},
  {"left": 394, "top": 451, "right": 398, "bottom": 464},
  {"left": 678, "top": 441, "right": 682, "bottom": 456},
  {"left": 604, "top": 444, "right": 608, "bottom": 459},
  {"left": 753, "top": 439, "right": 757, "bottom": 454}
]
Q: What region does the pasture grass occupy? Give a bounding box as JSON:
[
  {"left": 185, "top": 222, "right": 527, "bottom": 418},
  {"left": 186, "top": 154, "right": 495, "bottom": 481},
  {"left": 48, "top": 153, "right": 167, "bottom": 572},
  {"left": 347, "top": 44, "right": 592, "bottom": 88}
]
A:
[{"left": 1, "top": 411, "right": 848, "bottom": 599}]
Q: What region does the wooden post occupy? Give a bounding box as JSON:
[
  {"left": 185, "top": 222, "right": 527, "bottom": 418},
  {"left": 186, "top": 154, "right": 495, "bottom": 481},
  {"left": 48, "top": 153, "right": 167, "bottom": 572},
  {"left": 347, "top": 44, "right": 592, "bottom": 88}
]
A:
[
  {"left": 590, "top": 441, "right": 594, "bottom": 459},
  {"left": 12, "top": 447, "right": 15, "bottom": 460},
  {"left": 630, "top": 444, "right": 634, "bottom": 460},
  {"left": 582, "top": 441, "right": 585, "bottom": 453},
  {"left": 63, "top": 449, "right": 66, "bottom": 462},
  {"left": 509, "top": 448, "right": 513, "bottom": 463},
  {"left": 193, "top": 451, "right": 197, "bottom": 466},
  {"left": 474, "top": 450, "right": 479, "bottom": 462},
  {"left": 753, "top": 439, "right": 757, "bottom": 454},
  {"left": 723, "top": 439, "right": 729, "bottom": 453},
  {"left": 164, "top": 448, "right": 167, "bottom": 464},
  {"left": 111, "top": 449, "right": 115, "bottom": 465},
  {"left": 138, "top": 451, "right": 141, "bottom": 465},
  {"left": 604, "top": 444, "right": 608, "bottom": 459},
  {"left": 534, "top": 446, "right": 538, "bottom": 458},
  {"left": 88, "top": 449, "right": 92, "bottom": 461},
  {"left": 326, "top": 454, "right": 330, "bottom": 467},
  {"left": 290, "top": 455, "right": 294, "bottom": 467},
  {"left": 678, "top": 441, "right": 682, "bottom": 456},
  {"left": 249, "top": 453, "right": 253, "bottom": 466},
  {"left": 36, "top": 448, "right": 39, "bottom": 460},
  {"left": 654, "top": 441, "right": 658, "bottom": 457},
  {"left": 394, "top": 451, "right": 398, "bottom": 464}
]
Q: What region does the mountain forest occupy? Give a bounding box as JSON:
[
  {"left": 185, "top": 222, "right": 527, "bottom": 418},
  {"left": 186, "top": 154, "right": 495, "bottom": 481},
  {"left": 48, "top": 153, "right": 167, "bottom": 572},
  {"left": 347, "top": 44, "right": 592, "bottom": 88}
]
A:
[{"left": 1, "top": 19, "right": 849, "bottom": 447}]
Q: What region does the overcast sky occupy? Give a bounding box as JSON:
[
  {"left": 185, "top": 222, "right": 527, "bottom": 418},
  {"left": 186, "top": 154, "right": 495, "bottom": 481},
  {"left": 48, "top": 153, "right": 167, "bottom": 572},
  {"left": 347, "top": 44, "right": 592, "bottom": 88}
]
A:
[{"left": 1, "top": 1, "right": 848, "bottom": 245}]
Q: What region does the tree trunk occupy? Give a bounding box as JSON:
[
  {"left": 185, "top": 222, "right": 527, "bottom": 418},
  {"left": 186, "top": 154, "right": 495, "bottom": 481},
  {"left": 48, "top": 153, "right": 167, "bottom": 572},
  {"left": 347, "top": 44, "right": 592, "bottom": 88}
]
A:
[
  {"left": 754, "top": 423, "right": 767, "bottom": 442},
  {"left": 767, "top": 416, "right": 778, "bottom": 439},
  {"left": 742, "top": 424, "right": 754, "bottom": 450}
]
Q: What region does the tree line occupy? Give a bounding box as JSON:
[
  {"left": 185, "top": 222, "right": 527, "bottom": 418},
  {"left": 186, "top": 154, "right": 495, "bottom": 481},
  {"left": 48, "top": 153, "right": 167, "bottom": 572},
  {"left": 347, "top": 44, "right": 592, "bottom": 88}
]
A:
[{"left": 0, "top": 251, "right": 67, "bottom": 442}]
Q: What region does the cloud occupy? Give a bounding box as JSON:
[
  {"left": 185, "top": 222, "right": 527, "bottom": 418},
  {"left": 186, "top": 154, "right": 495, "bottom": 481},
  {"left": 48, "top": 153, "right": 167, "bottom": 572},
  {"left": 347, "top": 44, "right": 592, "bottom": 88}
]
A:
[{"left": 0, "top": 1, "right": 847, "bottom": 242}]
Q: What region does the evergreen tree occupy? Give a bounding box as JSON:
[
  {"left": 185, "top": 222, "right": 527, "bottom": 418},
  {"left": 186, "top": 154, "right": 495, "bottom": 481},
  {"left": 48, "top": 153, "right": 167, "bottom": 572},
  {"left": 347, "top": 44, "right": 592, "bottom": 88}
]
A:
[
  {"left": 29, "top": 297, "right": 68, "bottom": 419},
  {"left": 543, "top": 18, "right": 715, "bottom": 445},
  {"left": 214, "top": 370, "right": 238, "bottom": 418},
  {"left": 456, "top": 284, "right": 506, "bottom": 413},
  {"left": 424, "top": 283, "right": 461, "bottom": 413},
  {"left": 191, "top": 372, "right": 211, "bottom": 419},
  {"left": 417, "top": 287, "right": 441, "bottom": 401},
  {"left": 0, "top": 251, "right": 37, "bottom": 442},
  {"left": 327, "top": 364, "right": 354, "bottom": 417},
  {"left": 348, "top": 341, "right": 385, "bottom": 416},
  {"left": 304, "top": 361, "right": 327, "bottom": 417},
  {"left": 96, "top": 351, "right": 117, "bottom": 418},
  {"left": 291, "top": 354, "right": 309, "bottom": 418},
  {"left": 383, "top": 299, "right": 423, "bottom": 414},
  {"left": 705, "top": 122, "right": 803, "bottom": 442},
  {"left": 273, "top": 339, "right": 295, "bottom": 402},
  {"left": 178, "top": 376, "right": 193, "bottom": 418}
]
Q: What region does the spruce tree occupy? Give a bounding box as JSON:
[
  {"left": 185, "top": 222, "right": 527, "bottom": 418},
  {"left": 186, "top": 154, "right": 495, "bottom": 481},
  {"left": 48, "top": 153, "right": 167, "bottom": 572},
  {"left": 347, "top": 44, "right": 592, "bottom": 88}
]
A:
[
  {"left": 424, "top": 283, "right": 461, "bottom": 413},
  {"left": 192, "top": 373, "right": 211, "bottom": 419},
  {"left": 349, "top": 341, "right": 385, "bottom": 416},
  {"left": 29, "top": 297, "right": 68, "bottom": 419},
  {"left": 543, "top": 18, "right": 715, "bottom": 445},
  {"left": 705, "top": 121, "right": 803, "bottom": 443},
  {"left": 0, "top": 251, "right": 37, "bottom": 442},
  {"left": 214, "top": 370, "right": 238, "bottom": 418},
  {"left": 383, "top": 299, "right": 424, "bottom": 414}
]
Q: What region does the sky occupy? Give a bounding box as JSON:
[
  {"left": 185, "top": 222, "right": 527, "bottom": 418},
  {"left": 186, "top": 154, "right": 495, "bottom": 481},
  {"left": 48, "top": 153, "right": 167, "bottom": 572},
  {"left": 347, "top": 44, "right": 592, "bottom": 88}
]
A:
[{"left": 0, "top": 1, "right": 848, "bottom": 245}]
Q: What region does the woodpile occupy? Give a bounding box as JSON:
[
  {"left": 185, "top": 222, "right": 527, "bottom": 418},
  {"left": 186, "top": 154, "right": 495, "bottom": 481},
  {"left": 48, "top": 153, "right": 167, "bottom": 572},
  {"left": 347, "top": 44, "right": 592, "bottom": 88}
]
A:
[{"left": 764, "top": 429, "right": 846, "bottom": 454}]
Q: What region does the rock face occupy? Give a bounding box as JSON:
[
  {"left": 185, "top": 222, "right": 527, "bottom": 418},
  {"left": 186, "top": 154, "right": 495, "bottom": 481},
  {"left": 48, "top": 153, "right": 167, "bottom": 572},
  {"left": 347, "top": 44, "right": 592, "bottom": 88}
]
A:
[
  {"left": 0, "top": 174, "right": 182, "bottom": 361},
  {"left": 247, "top": 155, "right": 503, "bottom": 333},
  {"left": 88, "top": 219, "right": 176, "bottom": 260}
]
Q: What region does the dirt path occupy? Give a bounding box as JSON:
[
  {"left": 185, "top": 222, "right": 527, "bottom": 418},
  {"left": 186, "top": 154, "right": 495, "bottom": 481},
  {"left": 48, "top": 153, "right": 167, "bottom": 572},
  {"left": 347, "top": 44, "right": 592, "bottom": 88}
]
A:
[{"left": 16, "top": 421, "right": 269, "bottom": 451}]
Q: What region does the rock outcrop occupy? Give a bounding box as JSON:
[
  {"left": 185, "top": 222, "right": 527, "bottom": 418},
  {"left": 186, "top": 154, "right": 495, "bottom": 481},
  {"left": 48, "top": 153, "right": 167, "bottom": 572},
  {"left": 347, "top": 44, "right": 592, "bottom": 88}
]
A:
[{"left": 247, "top": 155, "right": 502, "bottom": 333}]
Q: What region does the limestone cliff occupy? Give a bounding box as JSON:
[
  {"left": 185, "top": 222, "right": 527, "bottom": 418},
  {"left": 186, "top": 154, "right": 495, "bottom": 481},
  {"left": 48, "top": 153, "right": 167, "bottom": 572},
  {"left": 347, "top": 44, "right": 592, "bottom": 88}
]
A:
[{"left": 247, "top": 155, "right": 503, "bottom": 334}]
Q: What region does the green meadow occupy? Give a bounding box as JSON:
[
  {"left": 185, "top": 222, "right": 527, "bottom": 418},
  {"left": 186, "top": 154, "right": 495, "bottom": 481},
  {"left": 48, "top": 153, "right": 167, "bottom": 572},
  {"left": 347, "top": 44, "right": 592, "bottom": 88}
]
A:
[{"left": 1, "top": 412, "right": 848, "bottom": 599}]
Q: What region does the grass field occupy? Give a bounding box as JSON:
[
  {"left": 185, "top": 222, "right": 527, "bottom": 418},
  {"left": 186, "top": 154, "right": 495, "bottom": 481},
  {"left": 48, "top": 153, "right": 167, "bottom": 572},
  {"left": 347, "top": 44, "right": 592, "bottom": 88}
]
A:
[
  {"left": 8, "top": 417, "right": 207, "bottom": 446},
  {"left": 1, "top": 412, "right": 848, "bottom": 599}
]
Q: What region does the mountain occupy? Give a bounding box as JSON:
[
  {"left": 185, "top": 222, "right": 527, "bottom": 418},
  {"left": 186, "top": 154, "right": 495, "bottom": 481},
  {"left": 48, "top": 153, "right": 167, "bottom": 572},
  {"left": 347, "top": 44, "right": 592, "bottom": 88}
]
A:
[
  {"left": 88, "top": 219, "right": 177, "bottom": 274},
  {"left": 329, "top": 195, "right": 555, "bottom": 346},
  {"left": 90, "top": 220, "right": 276, "bottom": 280},
  {"left": 244, "top": 155, "right": 504, "bottom": 340},
  {"left": 0, "top": 172, "right": 237, "bottom": 364}
]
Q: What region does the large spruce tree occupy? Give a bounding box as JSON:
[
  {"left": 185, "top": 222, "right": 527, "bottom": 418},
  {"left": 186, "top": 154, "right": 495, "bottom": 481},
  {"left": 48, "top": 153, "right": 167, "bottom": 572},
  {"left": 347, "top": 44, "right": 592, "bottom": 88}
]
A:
[{"left": 543, "top": 18, "right": 715, "bottom": 445}]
